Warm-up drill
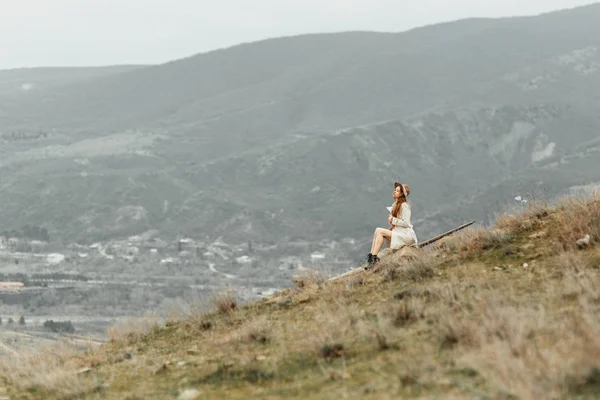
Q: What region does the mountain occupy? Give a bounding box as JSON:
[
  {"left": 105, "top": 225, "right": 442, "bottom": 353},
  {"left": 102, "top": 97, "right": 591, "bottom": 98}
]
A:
[
  {"left": 0, "top": 65, "right": 148, "bottom": 132},
  {"left": 1, "top": 4, "right": 600, "bottom": 245},
  {"left": 0, "top": 65, "right": 146, "bottom": 105}
]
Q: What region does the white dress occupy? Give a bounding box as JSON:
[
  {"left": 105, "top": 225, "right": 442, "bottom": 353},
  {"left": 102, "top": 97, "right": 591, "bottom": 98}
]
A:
[{"left": 389, "top": 203, "right": 418, "bottom": 249}]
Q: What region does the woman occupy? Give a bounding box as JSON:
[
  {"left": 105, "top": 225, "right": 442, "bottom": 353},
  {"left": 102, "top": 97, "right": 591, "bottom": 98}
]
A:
[{"left": 367, "top": 181, "right": 418, "bottom": 266}]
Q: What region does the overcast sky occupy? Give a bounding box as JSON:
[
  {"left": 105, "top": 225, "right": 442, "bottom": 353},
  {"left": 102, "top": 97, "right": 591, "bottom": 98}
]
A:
[{"left": 0, "top": 0, "right": 595, "bottom": 70}]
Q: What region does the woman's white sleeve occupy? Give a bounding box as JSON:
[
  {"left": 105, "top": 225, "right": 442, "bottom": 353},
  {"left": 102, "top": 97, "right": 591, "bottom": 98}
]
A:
[{"left": 392, "top": 204, "right": 411, "bottom": 228}]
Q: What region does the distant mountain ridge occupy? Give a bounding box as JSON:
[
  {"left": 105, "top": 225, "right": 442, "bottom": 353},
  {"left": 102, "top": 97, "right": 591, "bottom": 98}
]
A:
[{"left": 1, "top": 3, "right": 600, "bottom": 246}]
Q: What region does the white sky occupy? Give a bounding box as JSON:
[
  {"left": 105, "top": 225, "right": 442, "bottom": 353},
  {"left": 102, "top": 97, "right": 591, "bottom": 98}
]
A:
[{"left": 0, "top": 0, "right": 596, "bottom": 69}]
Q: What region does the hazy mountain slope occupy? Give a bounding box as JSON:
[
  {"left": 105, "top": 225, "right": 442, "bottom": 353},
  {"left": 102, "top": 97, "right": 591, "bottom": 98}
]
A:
[
  {"left": 5, "top": 4, "right": 600, "bottom": 135},
  {"left": 184, "top": 102, "right": 600, "bottom": 243},
  {"left": 2, "top": 101, "right": 597, "bottom": 244},
  {"left": 0, "top": 65, "right": 148, "bottom": 128},
  {"left": 0, "top": 65, "right": 147, "bottom": 96},
  {"left": 1, "top": 4, "right": 600, "bottom": 245}
]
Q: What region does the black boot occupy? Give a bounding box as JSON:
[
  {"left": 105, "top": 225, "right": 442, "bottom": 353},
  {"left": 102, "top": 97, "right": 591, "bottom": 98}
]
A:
[{"left": 365, "top": 253, "right": 376, "bottom": 270}]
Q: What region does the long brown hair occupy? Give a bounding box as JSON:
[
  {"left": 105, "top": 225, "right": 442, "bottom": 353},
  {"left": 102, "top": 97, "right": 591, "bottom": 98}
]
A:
[
  {"left": 391, "top": 197, "right": 407, "bottom": 218},
  {"left": 391, "top": 183, "right": 411, "bottom": 217}
]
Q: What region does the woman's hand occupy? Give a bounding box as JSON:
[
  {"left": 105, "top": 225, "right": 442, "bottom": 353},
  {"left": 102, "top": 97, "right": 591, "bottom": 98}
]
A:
[{"left": 388, "top": 215, "right": 393, "bottom": 225}]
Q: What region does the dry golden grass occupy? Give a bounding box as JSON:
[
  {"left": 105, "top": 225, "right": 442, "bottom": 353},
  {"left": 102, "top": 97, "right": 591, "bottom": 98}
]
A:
[
  {"left": 2, "top": 192, "right": 600, "bottom": 399},
  {"left": 376, "top": 247, "right": 437, "bottom": 282},
  {"left": 454, "top": 263, "right": 600, "bottom": 400},
  {"left": 440, "top": 224, "right": 517, "bottom": 257},
  {"left": 553, "top": 192, "right": 600, "bottom": 250},
  {"left": 495, "top": 200, "right": 551, "bottom": 234},
  {"left": 0, "top": 341, "right": 105, "bottom": 399},
  {"left": 291, "top": 268, "right": 327, "bottom": 289},
  {"left": 212, "top": 289, "right": 238, "bottom": 315},
  {"left": 106, "top": 314, "right": 160, "bottom": 343}
]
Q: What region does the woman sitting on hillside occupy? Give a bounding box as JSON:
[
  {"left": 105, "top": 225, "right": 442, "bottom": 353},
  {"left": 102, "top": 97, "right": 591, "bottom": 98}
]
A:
[{"left": 367, "top": 181, "right": 418, "bottom": 266}]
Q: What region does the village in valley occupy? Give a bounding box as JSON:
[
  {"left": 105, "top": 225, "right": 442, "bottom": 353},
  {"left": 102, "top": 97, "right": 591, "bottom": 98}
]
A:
[{"left": 0, "top": 229, "right": 361, "bottom": 353}]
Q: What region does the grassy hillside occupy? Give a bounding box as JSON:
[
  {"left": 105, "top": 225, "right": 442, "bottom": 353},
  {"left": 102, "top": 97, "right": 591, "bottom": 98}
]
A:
[{"left": 1, "top": 191, "right": 599, "bottom": 399}]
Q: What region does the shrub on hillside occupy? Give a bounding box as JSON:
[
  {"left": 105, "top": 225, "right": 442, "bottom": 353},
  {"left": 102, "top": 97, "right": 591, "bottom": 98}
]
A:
[{"left": 43, "top": 320, "right": 75, "bottom": 334}]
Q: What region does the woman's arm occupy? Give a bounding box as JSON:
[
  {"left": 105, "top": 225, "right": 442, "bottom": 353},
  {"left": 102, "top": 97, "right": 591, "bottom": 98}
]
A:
[{"left": 392, "top": 204, "right": 411, "bottom": 228}]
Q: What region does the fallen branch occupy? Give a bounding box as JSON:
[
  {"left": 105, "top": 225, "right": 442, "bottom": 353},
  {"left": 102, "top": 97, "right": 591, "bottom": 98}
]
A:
[
  {"left": 417, "top": 220, "right": 476, "bottom": 248},
  {"left": 327, "top": 221, "right": 476, "bottom": 282}
]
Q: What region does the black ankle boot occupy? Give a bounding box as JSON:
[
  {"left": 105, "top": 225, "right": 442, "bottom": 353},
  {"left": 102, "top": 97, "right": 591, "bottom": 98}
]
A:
[{"left": 367, "top": 253, "right": 373, "bottom": 264}]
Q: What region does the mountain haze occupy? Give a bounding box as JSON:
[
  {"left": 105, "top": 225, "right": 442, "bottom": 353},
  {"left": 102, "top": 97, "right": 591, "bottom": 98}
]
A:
[
  {"left": 0, "top": 66, "right": 146, "bottom": 93},
  {"left": 1, "top": 3, "right": 600, "bottom": 246}
]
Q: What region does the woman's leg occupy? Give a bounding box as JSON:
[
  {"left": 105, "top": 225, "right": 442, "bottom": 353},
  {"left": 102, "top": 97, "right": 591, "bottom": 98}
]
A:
[
  {"left": 370, "top": 228, "right": 393, "bottom": 255},
  {"left": 370, "top": 228, "right": 379, "bottom": 254}
]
